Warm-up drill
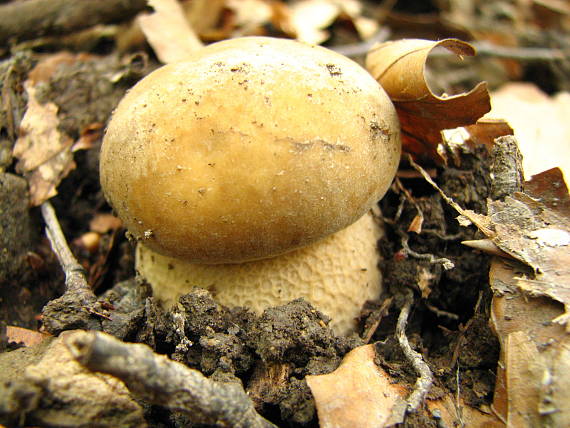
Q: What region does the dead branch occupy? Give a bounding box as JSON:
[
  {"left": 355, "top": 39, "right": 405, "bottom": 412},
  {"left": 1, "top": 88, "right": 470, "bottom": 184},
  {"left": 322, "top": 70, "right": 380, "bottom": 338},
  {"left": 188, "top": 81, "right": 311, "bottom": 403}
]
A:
[
  {"left": 362, "top": 297, "right": 394, "bottom": 344},
  {"left": 396, "top": 290, "right": 433, "bottom": 413},
  {"left": 40, "top": 201, "right": 101, "bottom": 334},
  {"left": 400, "top": 232, "right": 455, "bottom": 270},
  {"left": 0, "top": 0, "right": 147, "bottom": 46},
  {"left": 65, "top": 331, "right": 277, "bottom": 428},
  {"left": 41, "top": 201, "right": 93, "bottom": 298}
]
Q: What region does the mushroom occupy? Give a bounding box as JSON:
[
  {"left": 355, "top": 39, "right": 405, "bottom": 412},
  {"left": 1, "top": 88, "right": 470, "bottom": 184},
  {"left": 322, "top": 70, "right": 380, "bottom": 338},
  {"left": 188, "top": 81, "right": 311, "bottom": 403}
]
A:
[{"left": 100, "top": 36, "right": 401, "bottom": 334}]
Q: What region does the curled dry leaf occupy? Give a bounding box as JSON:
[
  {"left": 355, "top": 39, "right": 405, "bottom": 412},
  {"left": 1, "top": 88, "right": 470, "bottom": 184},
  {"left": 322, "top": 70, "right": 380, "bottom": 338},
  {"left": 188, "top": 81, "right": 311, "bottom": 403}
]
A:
[
  {"left": 12, "top": 81, "right": 75, "bottom": 206},
  {"left": 138, "top": 0, "right": 203, "bottom": 64},
  {"left": 306, "top": 344, "right": 408, "bottom": 428},
  {"left": 366, "top": 38, "right": 491, "bottom": 163}
]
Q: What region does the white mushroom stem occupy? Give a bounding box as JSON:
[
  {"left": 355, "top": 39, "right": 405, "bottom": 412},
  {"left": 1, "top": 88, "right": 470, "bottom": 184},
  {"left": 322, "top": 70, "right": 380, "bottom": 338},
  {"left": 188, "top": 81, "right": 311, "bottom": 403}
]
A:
[{"left": 136, "top": 212, "right": 384, "bottom": 335}]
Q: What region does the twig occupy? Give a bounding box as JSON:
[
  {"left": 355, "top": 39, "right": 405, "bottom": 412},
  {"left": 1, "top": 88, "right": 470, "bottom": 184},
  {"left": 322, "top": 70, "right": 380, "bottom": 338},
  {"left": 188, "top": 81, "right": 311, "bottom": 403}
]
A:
[
  {"left": 332, "top": 28, "right": 391, "bottom": 57},
  {"left": 0, "top": 0, "right": 147, "bottom": 46},
  {"left": 400, "top": 232, "right": 455, "bottom": 270},
  {"left": 396, "top": 290, "right": 433, "bottom": 413},
  {"left": 459, "top": 41, "right": 565, "bottom": 62},
  {"left": 335, "top": 34, "right": 565, "bottom": 62},
  {"left": 41, "top": 201, "right": 93, "bottom": 298},
  {"left": 424, "top": 303, "right": 459, "bottom": 321},
  {"left": 40, "top": 201, "right": 100, "bottom": 334},
  {"left": 450, "top": 292, "right": 484, "bottom": 369},
  {"left": 66, "top": 331, "right": 277, "bottom": 428},
  {"left": 362, "top": 297, "right": 394, "bottom": 344}
]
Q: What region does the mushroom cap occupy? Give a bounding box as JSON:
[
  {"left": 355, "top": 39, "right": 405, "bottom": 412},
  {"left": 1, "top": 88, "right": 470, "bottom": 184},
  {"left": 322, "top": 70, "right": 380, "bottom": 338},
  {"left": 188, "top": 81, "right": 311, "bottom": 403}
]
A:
[
  {"left": 136, "top": 211, "right": 383, "bottom": 335},
  {"left": 101, "top": 36, "right": 400, "bottom": 263}
]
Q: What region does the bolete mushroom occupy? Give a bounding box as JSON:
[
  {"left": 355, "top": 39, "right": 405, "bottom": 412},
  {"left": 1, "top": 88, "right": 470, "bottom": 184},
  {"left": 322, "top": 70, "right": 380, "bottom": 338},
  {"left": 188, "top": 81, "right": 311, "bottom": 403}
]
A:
[{"left": 100, "top": 36, "right": 401, "bottom": 334}]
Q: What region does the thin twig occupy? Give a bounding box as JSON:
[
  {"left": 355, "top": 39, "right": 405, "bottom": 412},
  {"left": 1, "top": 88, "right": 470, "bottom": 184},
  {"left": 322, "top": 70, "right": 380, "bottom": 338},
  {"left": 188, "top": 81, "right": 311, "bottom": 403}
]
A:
[
  {"left": 396, "top": 290, "right": 433, "bottom": 413},
  {"left": 41, "top": 201, "right": 100, "bottom": 334},
  {"left": 400, "top": 232, "right": 455, "bottom": 270},
  {"left": 41, "top": 201, "right": 95, "bottom": 301},
  {"left": 331, "top": 27, "right": 391, "bottom": 57},
  {"left": 66, "top": 331, "right": 277, "bottom": 428},
  {"left": 41, "top": 201, "right": 93, "bottom": 297},
  {"left": 362, "top": 297, "right": 394, "bottom": 344},
  {"left": 424, "top": 303, "right": 459, "bottom": 321},
  {"left": 337, "top": 34, "right": 566, "bottom": 61}
]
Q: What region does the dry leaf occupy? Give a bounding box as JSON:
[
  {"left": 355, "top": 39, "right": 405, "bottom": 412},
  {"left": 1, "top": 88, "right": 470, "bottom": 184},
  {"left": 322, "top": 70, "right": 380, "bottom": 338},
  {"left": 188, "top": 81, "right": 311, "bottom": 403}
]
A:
[
  {"left": 366, "top": 39, "right": 491, "bottom": 163},
  {"left": 486, "top": 82, "right": 570, "bottom": 182},
  {"left": 426, "top": 394, "right": 503, "bottom": 428},
  {"left": 504, "top": 331, "right": 544, "bottom": 427},
  {"left": 89, "top": 213, "right": 123, "bottom": 234},
  {"left": 490, "top": 257, "right": 570, "bottom": 426},
  {"left": 6, "top": 326, "right": 49, "bottom": 347},
  {"left": 72, "top": 122, "right": 104, "bottom": 152},
  {"left": 488, "top": 170, "right": 570, "bottom": 329},
  {"left": 288, "top": 0, "right": 340, "bottom": 45},
  {"left": 138, "top": 0, "right": 203, "bottom": 64},
  {"left": 306, "top": 344, "right": 407, "bottom": 428},
  {"left": 184, "top": 0, "right": 226, "bottom": 38},
  {"left": 541, "top": 342, "right": 570, "bottom": 427},
  {"left": 12, "top": 81, "right": 75, "bottom": 206},
  {"left": 226, "top": 0, "right": 273, "bottom": 37}
]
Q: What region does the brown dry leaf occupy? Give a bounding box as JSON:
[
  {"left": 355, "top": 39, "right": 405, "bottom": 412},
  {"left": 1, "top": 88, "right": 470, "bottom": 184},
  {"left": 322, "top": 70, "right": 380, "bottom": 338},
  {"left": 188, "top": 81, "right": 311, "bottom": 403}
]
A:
[
  {"left": 288, "top": 0, "right": 340, "bottom": 45},
  {"left": 426, "top": 394, "right": 503, "bottom": 428},
  {"left": 486, "top": 83, "right": 570, "bottom": 182},
  {"left": 489, "top": 258, "right": 570, "bottom": 427},
  {"left": 306, "top": 344, "right": 408, "bottom": 428},
  {"left": 12, "top": 81, "right": 75, "bottom": 206},
  {"left": 138, "top": 0, "right": 203, "bottom": 64},
  {"left": 184, "top": 0, "right": 226, "bottom": 38},
  {"left": 226, "top": 0, "right": 273, "bottom": 37},
  {"left": 6, "top": 326, "right": 50, "bottom": 347},
  {"left": 412, "top": 156, "right": 570, "bottom": 329},
  {"left": 504, "top": 331, "right": 545, "bottom": 427},
  {"left": 72, "top": 122, "right": 104, "bottom": 152},
  {"left": 488, "top": 169, "right": 570, "bottom": 329},
  {"left": 339, "top": 0, "right": 379, "bottom": 40},
  {"left": 366, "top": 39, "right": 491, "bottom": 163},
  {"left": 471, "top": 175, "right": 570, "bottom": 328},
  {"left": 89, "top": 213, "right": 123, "bottom": 234}
]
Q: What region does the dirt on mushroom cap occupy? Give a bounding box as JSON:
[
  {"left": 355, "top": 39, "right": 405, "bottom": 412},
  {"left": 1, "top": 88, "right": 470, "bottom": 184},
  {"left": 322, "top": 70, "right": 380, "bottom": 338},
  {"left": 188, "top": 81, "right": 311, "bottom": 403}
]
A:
[{"left": 100, "top": 36, "right": 401, "bottom": 263}]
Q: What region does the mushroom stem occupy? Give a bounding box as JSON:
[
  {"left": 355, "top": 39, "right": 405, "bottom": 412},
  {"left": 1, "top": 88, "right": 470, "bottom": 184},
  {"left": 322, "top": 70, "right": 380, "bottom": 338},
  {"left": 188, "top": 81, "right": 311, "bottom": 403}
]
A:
[{"left": 136, "top": 212, "right": 384, "bottom": 335}]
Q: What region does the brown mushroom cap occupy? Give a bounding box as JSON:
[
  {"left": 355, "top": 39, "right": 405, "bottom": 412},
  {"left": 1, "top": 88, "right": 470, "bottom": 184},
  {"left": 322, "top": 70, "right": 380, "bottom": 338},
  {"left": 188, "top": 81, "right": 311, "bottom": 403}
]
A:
[{"left": 100, "top": 36, "right": 400, "bottom": 263}]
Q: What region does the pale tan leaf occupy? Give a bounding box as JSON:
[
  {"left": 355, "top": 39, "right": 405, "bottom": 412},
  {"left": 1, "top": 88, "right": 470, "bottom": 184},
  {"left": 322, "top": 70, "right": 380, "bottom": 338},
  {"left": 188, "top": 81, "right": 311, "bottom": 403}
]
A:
[
  {"left": 366, "top": 39, "right": 491, "bottom": 163},
  {"left": 226, "top": 0, "right": 273, "bottom": 36},
  {"left": 489, "top": 257, "right": 570, "bottom": 426},
  {"left": 289, "top": 0, "right": 340, "bottom": 45},
  {"left": 138, "top": 0, "right": 203, "bottom": 64},
  {"left": 426, "top": 395, "right": 503, "bottom": 428},
  {"left": 89, "top": 213, "right": 122, "bottom": 234},
  {"left": 505, "top": 331, "right": 544, "bottom": 427},
  {"left": 306, "top": 344, "right": 407, "bottom": 428},
  {"left": 184, "top": 0, "right": 226, "bottom": 36},
  {"left": 486, "top": 82, "right": 570, "bottom": 183},
  {"left": 12, "top": 81, "right": 75, "bottom": 206},
  {"left": 541, "top": 342, "right": 570, "bottom": 427},
  {"left": 6, "top": 326, "right": 49, "bottom": 347}
]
